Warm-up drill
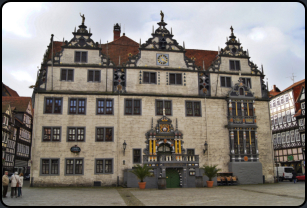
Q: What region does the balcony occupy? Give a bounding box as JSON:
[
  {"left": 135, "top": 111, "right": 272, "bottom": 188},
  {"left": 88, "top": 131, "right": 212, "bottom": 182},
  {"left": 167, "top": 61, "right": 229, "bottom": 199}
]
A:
[{"left": 143, "top": 154, "right": 199, "bottom": 167}]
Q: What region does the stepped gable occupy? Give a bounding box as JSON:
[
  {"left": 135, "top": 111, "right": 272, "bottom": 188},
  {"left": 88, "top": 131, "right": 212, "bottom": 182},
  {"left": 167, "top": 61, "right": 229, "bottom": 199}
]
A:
[
  {"left": 2, "top": 83, "right": 19, "bottom": 97},
  {"left": 2, "top": 97, "right": 31, "bottom": 112},
  {"left": 100, "top": 35, "right": 139, "bottom": 66}
]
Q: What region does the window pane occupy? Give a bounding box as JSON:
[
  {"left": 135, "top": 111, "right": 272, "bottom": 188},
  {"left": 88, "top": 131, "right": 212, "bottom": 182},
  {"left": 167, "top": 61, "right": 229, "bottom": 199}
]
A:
[
  {"left": 75, "top": 159, "right": 83, "bottom": 174},
  {"left": 43, "top": 128, "right": 51, "bottom": 141},
  {"left": 66, "top": 159, "right": 74, "bottom": 174},
  {"left": 221, "top": 77, "right": 225, "bottom": 87},
  {"left": 235, "top": 61, "right": 240, "bottom": 70},
  {"left": 68, "top": 128, "right": 75, "bottom": 141},
  {"left": 96, "top": 160, "right": 103, "bottom": 173},
  {"left": 77, "top": 128, "right": 84, "bottom": 141},
  {"left": 186, "top": 102, "right": 193, "bottom": 116},
  {"left": 95, "top": 71, "right": 100, "bottom": 82},
  {"left": 68, "top": 70, "right": 73, "bottom": 81},
  {"left": 226, "top": 77, "right": 231, "bottom": 87},
  {"left": 105, "top": 160, "right": 112, "bottom": 173},
  {"left": 54, "top": 99, "right": 62, "bottom": 114},
  {"left": 51, "top": 160, "right": 58, "bottom": 174},
  {"left": 53, "top": 128, "right": 60, "bottom": 141},
  {"left": 61, "top": 69, "right": 67, "bottom": 81},
  {"left": 165, "top": 101, "right": 171, "bottom": 115},
  {"left": 69, "top": 99, "right": 77, "bottom": 114},
  {"left": 230, "top": 61, "right": 235, "bottom": 70},
  {"left": 170, "top": 74, "right": 175, "bottom": 84},
  {"left": 88, "top": 71, "right": 94, "bottom": 82},
  {"left": 106, "top": 100, "right": 113, "bottom": 114},
  {"left": 134, "top": 100, "right": 140, "bottom": 115},
  {"left": 45, "top": 98, "right": 53, "bottom": 113},
  {"left": 194, "top": 102, "right": 200, "bottom": 116},
  {"left": 75, "top": 52, "right": 81, "bottom": 62},
  {"left": 125, "top": 100, "right": 132, "bottom": 114},
  {"left": 133, "top": 149, "right": 141, "bottom": 163},
  {"left": 81, "top": 52, "right": 87, "bottom": 62},
  {"left": 176, "top": 74, "right": 182, "bottom": 85},
  {"left": 42, "top": 159, "right": 49, "bottom": 174},
  {"left": 143, "top": 72, "right": 149, "bottom": 83},
  {"left": 150, "top": 73, "right": 156, "bottom": 84},
  {"left": 97, "top": 128, "right": 104, "bottom": 141},
  {"left": 97, "top": 100, "right": 104, "bottom": 114},
  {"left": 157, "top": 101, "right": 163, "bottom": 115},
  {"left": 105, "top": 128, "right": 112, "bottom": 141},
  {"left": 78, "top": 99, "right": 85, "bottom": 114}
]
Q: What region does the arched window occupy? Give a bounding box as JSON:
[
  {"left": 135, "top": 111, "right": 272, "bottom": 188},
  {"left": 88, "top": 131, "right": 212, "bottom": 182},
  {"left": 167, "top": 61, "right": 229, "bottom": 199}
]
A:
[
  {"left": 158, "top": 143, "right": 171, "bottom": 153},
  {"left": 240, "top": 88, "right": 244, "bottom": 95}
]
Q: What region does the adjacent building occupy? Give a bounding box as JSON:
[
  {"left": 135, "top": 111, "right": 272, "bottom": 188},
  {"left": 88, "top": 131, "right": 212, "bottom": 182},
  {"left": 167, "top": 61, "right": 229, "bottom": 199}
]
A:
[
  {"left": 2, "top": 83, "right": 33, "bottom": 175},
  {"left": 269, "top": 80, "right": 305, "bottom": 174},
  {"left": 30, "top": 14, "right": 273, "bottom": 187}
]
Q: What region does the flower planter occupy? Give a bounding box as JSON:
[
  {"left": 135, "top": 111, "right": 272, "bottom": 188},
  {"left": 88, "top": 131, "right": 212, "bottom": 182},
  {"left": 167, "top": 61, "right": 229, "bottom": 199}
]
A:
[
  {"left": 138, "top": 182, "right": 146, "bottom": 189},
  {"left": 206, "top": 181, "right": 214, "bottom": 188}
]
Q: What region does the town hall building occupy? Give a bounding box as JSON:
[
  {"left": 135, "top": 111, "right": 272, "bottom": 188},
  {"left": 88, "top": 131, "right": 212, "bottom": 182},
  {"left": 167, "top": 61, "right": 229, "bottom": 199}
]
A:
[{"left": 30, "top": 13, "right": 273, "bottom": 187}]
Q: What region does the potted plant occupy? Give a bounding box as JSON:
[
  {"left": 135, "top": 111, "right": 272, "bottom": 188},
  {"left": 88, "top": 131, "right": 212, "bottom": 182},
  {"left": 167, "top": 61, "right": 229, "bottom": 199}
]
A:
[
  {"left": 201, "top": 164, "right": 221, "bottom": 188},
  {"left": 130, "top": 164, "right": 152, "bottom": 189}
]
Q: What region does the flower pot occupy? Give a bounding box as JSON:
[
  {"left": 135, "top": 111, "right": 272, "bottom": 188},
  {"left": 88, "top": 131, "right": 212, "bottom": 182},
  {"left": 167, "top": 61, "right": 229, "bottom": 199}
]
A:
[
  {"left": 206, "top": 181, "right": 214, "bottom": 188},
  {"left": 138, "top": 182, "right": 146, "bottom": 189}
]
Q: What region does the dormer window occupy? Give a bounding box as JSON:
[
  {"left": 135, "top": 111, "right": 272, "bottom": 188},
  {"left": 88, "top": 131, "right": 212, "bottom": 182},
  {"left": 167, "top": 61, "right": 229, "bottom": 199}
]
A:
[{"left": 75, "top": 51, "right": 87, "bottom": 63}]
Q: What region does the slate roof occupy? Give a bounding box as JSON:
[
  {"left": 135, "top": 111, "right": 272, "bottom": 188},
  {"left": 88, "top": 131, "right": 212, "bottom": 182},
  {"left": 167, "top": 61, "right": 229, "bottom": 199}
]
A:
[
  {"left": 2, "top": 83, "right": 19, "bottom": 97},
  {"left": 2, "top": 97, "right": 32, "bottom": 113}
]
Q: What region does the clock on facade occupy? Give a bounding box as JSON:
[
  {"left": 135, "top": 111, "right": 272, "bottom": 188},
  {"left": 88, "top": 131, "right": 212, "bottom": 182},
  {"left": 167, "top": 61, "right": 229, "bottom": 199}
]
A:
[{"left": 157, "top": 54, "right": 169, "bottom": 66}]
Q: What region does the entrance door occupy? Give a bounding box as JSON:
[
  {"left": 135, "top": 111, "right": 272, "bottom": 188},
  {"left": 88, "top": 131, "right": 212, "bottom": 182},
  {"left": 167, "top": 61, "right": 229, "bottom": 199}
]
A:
[{"left": 166, "top": 168, "right": 180, "bottom": 188}]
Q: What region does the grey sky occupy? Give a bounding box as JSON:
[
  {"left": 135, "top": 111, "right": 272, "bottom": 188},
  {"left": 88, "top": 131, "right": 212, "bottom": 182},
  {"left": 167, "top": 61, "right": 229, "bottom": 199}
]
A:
[{"left": 2, "top": 2, "right": 305, "bottom": 96}]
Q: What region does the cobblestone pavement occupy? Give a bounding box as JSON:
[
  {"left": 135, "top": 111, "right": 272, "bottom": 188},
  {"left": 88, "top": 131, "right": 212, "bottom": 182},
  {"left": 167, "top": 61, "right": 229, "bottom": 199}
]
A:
[{"left": 1, "top": 181, "right": 305, "bottom": 206}]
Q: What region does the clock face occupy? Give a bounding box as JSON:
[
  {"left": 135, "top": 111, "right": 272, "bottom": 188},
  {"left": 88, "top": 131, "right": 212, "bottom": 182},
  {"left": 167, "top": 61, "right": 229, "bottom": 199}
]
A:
[{"left": 157, "top": 54, "right": 169, "bottom": 65}]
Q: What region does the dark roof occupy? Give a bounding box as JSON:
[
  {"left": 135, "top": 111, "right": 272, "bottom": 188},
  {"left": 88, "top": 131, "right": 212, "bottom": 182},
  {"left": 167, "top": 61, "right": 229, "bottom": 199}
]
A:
[
  {"left": 2, "top": 83, "right": 19, "bottom": 97},
  {"left": 2, "top": 97, "right": 31, "bottom": 113}
]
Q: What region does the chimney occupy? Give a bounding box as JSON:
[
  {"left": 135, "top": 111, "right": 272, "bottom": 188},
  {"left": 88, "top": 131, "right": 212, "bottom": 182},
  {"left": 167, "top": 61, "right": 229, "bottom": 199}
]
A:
[
  {"left": 273, "top": 85, "right": 277, "bottom": 92},
  {"left": 114, "top": 23, "right": 121, "bottom": 41}
]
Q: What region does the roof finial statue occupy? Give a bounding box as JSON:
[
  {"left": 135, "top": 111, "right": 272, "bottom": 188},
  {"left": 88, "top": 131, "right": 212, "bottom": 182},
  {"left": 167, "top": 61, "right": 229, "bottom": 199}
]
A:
[
  {"left": 230, "top": 26, "right": 234, "bottom": 35},
  {"left": 80, "top": 13, "right": 85, "bottom": 25},
  {"left": 160, "top": 10, "right": 164, "bottom": 22}
]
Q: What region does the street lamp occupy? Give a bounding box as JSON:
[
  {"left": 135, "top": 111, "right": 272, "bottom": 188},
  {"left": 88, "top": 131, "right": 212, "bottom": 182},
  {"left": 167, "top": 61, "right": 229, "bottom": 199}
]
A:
[
  {"left": 203, "top": 141, "right": 208, "bottom": 154},
  {"left": 123, "top": 140, "right": 127, "bottom": 156}
]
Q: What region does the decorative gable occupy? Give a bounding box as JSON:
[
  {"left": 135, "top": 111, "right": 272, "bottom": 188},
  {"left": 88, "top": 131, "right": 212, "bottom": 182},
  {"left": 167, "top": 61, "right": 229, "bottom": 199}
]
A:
[{"left": 228, "top": 78, "right": 254, "bottom": 99}]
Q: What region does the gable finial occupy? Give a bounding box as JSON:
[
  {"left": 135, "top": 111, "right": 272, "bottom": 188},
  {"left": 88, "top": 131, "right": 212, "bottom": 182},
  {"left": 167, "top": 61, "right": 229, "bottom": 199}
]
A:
[
  {"left": 80, "top": 13, "right": 85, "bottom": 25},
  {"left": 151, "top": 117, "right": 153, "bottom": 130},
  {"left": 183, "top": 41, "right": 185, "bottom": 49},
  {"left": 261, "top": 64, "right": 264, "bottom": 74},
  {"left": 160, "top": 10, "right": 164, "bottom": 22},
  {"left": 74, "top": 27, "right": 76, "bottom": 32},
  {"left": 176, "top": 118, "right": 178, "bottom": 130},
  {"left": 139, "top": 38, "right": 141, "bottom": 47},
  {"left": 152, "top": 25, "right": 154, "bottom": 33},
  {"left": 230, "top": 26, "right": 234, "bottom": 35},
  {"left": 89, "top": 28, "right": 91, "bottom": 33},
  {"left": 171, "top": 27, "right": 172, "bottom": 35}
]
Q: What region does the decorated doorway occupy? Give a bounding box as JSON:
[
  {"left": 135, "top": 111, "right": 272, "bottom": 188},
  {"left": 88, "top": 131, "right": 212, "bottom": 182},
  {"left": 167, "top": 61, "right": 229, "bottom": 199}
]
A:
[{"left": 166, "top": 168, "right": 180, "bottom": 188}]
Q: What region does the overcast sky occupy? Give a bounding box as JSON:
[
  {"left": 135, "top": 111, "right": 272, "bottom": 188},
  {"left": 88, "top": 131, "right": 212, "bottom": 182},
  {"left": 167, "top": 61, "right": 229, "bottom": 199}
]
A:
[{"left": 2, "top": 2, "right": 305, "bottom": 97}]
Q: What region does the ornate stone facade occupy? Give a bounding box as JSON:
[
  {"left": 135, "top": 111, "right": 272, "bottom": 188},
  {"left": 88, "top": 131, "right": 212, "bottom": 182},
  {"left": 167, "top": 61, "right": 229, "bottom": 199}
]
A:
[{"left": 30, "top": 15, "right": 273, "bottom": 187}]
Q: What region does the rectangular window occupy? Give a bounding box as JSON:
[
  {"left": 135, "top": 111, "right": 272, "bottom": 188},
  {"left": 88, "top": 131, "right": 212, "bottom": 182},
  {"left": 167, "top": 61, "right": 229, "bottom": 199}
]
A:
[
  {"left": 276, "top": 98, "right": 280, "bottom": 106},
  {"left": 230, "top": 60, "right": 240, "bottom": 71},
  {"left": 295, "top": 129, "right": 300, "bottom": 141},
  {"left": 236, "top": 102, "right": 242, "bottom": 116},
  {"left": 187, "top": 149, "right": 195, "bottom": 155},
  {"left": 278, "top": 113, "right": 282, "bottom": 125},
  {"left": 44, "top": 97, "right": 63, "bottom": 114},
  {"left": 280, "top": 96, "right": 284, "bottom": 105},
  {"left": 75, "top": 51, "right": 87, "bottom": 63},
  {"left": 282, "top": 112, "right": 287, "bottom": 123},
  {"left": 169, "top": 73, "right": 182, "bottom": 85},
  {"left": 95, "top": 127, "right": 113, "bottom": 142},
  {"left": 281, "top": 133, "right": 286, "bottom": 144},
  {"left": 95, "top": 158, "right": 113, "bottom": 174},
  {"left": 124, "top": 99, "right": 142, "bottom": 115},
  {"left": 42, "top": 127, "right": 61, "bottom": 142},
  {"left": 285, "top": 94, "right": 289, "bottom": 103},
  {"left": 67, "top": 127, "right": 85, "bottom": 142},
  {"left": 88, "top": 70, "right": 100, "bottom": 82},
  {"left": 96, "top": 99, "right": 114, "bottom": 115},
  {"left": 133, "top": 149, "right": 141, "bottom": 163},
  {"left": 251, "top": 131, "right": 256, "bottom": 154},
  {"left": 143, "top": 72, "right": 156, "bottom": 84},
  {"left": 61, "top": 69, "right": 74, "bottom": 81},
  {"left": 290, "top": 130, "right": 295, "bottom": 142},
  {"left": 68, "top": 98, "right": 86, "bottom": 115},
  {"left": 234, "top": 131, "right": 238, "bottom": 154},
  {"left": 240, "top": 78, "right": 252, "bottom": 88},
  {"left": 221, "top": 77, "right": 231, "bottom": 87},
  {"left": 65, "top": 158, "right": 84, "bottom": 175},
  {"left": 156, "top": 100, "right": 172, "bottom": 116},
  {"left": 185, "top": 101, "right": 201, "bottom": 117},
  {"left": 272, "top": 100, "right": 276, "bottom": 108},
  {"left": 40, "top": 158, "right": 60, "bottom": 176},
  {"left": 277, "top": 133, "right": 281, "bottom": 144},
  {"left": 286, "top": 132, "right": 290, "bottom": 144}
]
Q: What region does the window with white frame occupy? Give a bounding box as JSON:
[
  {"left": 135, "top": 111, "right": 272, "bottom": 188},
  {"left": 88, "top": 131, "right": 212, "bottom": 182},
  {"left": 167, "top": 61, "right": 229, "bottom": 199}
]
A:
[
  {"left": 280, "top": 95, "right": 284, "bottom": 105},
  {"left": 276, "top": 97, "right": 280, "bottom": 106},
  {"left": 286, "top": 110, "right": 291, "bottom": 123},
  {"left": 274, "top": 115, "right": 278, "bottom": 126},
  {"left": 285, "top": 94, "right": 289, "bottom": 103},
  {"left": 291, "top": 109, "right": 296, "bottom": 121},
  {"left": 281, "top": 133, "right": 286, "bottom": 144},
  {"left": 290, "top": 130, "right": 295, "bottom": 142},
  {"left": 295, "top": 129, "right": 300, "bottom": 141},
  {"left": 278, "top": 113, "right": 282, "bottom": 125},
  {"left": 286, "top": 131, "right": 290, "bottom": 144}
]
